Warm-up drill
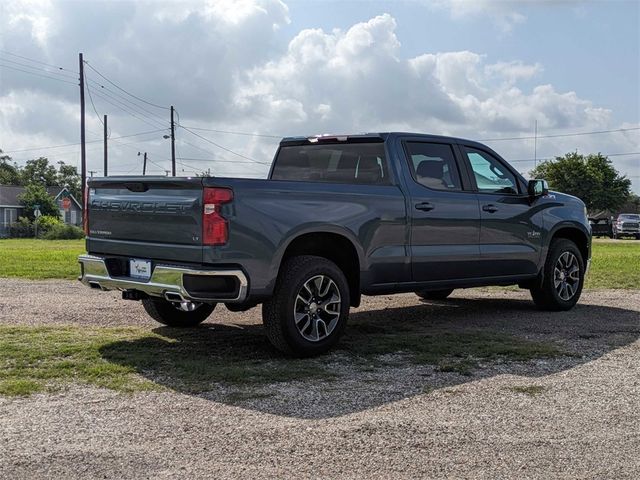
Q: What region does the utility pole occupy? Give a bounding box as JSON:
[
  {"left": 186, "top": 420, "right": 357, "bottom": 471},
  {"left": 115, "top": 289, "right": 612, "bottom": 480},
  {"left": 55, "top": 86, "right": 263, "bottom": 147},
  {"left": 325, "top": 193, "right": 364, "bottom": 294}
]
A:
[
  {"left": 79, "top": 53, "right": 86, "bottom": 222},
  {"left": 534, "top": 119, "right": 538, "bottom": 169},
  {"left": 138, "top": 151, "right": 147, "bottom": 175},
  {"left": 103, "top": 114, "right": 108, "bottom": 176},
  {"left": 165, "top": 170, "right": 170, "bottom": 177},
  {"left": 89, "top": 170, "right": 97, "bottom": 177},
  {"left": 170, "top": 105, "right": 176, "bottom": 176}
]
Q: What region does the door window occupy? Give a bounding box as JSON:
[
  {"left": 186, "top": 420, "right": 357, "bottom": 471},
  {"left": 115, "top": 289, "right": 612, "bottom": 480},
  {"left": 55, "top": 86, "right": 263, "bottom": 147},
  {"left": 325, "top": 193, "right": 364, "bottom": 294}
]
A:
[
  {"left": 405, "top": 142, "right": 462, "bottom": 191},
  {"left": 464, "top": 148, "right": 519, "bottom": 194}
]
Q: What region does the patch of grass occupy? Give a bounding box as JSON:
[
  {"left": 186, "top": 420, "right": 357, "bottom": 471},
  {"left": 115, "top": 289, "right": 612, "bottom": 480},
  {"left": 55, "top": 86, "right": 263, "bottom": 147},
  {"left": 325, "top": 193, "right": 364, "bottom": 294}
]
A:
[
  {"left": 585, "top": 239, "right": 640, "bottom": 289},
  {"left": 0, "top": 239, "right": 85, "bottom": 280},
  {"left": 342, "top": 316, "right": 566, "bottom": 375},
  {"left": 0, "top": 325, "right": 335, "bottom": 397},
  {"left": 508, "top": 385, "right": 547, "bottom": 396}
]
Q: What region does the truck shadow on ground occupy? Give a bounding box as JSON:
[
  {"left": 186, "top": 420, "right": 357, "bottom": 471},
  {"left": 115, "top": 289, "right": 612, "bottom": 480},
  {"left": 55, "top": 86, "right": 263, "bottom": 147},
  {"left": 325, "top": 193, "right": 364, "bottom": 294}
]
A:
[{"left": 99, "top": 294, "right": 640, "bottom": 419}]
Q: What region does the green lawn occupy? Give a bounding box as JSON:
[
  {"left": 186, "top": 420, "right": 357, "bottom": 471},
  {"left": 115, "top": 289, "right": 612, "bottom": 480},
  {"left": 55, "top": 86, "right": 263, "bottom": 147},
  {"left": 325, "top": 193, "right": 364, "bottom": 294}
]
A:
[
  {"left": 0, "top": 239, "right": 85, "bottom": 280},
  {"left": 0, "top": 238, "right": 637, "bottom": 288},
  {"left": 585, "top": 239, "right": 640, "bottom": 289}
]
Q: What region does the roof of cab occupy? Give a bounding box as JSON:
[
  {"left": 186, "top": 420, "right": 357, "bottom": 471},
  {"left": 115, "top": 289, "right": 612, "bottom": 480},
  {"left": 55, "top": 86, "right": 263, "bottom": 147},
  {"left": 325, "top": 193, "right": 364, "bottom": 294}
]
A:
[{"left": 279, "top": 132, "right": 487, "bottom": 148}]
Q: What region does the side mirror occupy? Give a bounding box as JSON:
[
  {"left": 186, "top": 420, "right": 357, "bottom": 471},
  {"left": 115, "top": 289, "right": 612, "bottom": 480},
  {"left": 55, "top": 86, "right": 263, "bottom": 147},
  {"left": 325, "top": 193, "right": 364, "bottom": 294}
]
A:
[{"left": 528, "top": 179, "right": 549, "bottom": 197}]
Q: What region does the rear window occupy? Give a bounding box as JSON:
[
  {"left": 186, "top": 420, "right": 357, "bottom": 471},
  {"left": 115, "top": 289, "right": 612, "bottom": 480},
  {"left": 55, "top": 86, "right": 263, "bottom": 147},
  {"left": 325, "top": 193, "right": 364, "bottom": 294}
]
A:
[{"left": 271, "top": 143, "right": 390, "bottom": 185}]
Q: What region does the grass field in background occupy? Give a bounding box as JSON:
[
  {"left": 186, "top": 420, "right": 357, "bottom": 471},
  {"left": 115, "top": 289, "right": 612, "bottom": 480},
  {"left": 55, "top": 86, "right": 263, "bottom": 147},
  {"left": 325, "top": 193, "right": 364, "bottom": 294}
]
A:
[
  {"left": 0, "top": 238, "right": 637, "bottom": 287},
  {"left": 0, "top": 239, "right": 85, "bottom": 280},
  {"left": 585, "top": 239, "right": 640, "bottom": 289}
]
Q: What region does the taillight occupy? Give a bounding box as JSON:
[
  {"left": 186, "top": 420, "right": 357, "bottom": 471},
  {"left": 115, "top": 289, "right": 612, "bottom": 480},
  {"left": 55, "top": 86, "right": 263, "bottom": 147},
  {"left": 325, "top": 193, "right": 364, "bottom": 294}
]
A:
[{"left": 203, "top": 187, "right": 233, "bottom": 245}]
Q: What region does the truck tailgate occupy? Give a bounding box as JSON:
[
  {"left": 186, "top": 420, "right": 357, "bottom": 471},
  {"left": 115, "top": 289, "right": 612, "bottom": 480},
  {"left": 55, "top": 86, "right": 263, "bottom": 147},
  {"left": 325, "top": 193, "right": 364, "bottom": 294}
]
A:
[{"left": 86, "top": 177, "right": 204, "bottom": 263}]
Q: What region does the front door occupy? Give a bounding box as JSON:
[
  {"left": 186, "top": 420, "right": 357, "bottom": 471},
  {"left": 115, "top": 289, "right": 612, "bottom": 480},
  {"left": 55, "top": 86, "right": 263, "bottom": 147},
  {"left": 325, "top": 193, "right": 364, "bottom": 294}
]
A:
[
  {"left": 401, "top": 140, "right": 482, "bottom": 282},
  {"left": 461, "top": 145, "right": 542, "bottom": 277}
]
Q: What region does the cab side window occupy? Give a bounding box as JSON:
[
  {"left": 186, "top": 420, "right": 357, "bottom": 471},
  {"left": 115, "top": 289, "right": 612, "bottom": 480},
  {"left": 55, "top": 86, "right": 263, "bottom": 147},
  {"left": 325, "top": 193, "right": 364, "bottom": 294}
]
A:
[
  {"left": 405, "top": 142, "right": 462, "bottom": 191},
  {"left": 464, "top": 147, "right": 519, "bottom": 195}
]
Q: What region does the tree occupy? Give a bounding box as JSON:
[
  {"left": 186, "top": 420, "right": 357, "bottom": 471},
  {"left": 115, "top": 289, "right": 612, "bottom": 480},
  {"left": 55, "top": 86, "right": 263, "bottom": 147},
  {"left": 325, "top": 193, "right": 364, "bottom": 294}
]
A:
[
  {"left": 17, "top": 184, "right": 60, "bottom": 220},
  {"left": 618, "top": 193, "right": 640, "bottom": 214},
  {"left": 0, "top": 149, "right": 21, "bottom": 185},
  {"left": 56, "top": 163, "right": 82, "bottom": 200},
  {"left": 20, "top": 157, "right": 58, "bottom": 186},
  {"left": 529, "top": 152, "right": 631, "bottom": 213}
]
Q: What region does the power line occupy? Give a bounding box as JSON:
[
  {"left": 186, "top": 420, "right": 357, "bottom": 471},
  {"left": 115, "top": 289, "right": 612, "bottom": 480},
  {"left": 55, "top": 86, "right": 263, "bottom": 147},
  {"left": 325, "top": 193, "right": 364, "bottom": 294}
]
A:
[
  {"left": 85, "top": 78, "right": 170, "bottom": 125},
  {"left": 480, "top": 126, "right": 640, "bottom": 142},
  {"left": 176, "top": 156, "right": 268, "bottom": 166},
  {"left": 510, "top": 151, "right": 640, "bottom": 163},
  {"left": 0, "top": 56, "right": 78, "bottom": 80},
  {"left": 0, "top": 63, "right": 77, "bottom": 85},
  {"left": 89, "top": 88, "right": 168, "bottom": 131},
  {"left": 0, "top": 49, "right": 78, "bottom": 74},
  {"left": 84, "top": 72, "right": 107, "bottom": 132},
  {"left": 177, "top": 125, "right": 281, "bottom": 139},
  {"left": 83, "top": 61, "right": 170, "bottom": 110},
  {"left": 3, "top": 129, "right": 167, "bottom": 154},
  {"left": 178, "top": 125, "right": 270, "bottom": 164}
]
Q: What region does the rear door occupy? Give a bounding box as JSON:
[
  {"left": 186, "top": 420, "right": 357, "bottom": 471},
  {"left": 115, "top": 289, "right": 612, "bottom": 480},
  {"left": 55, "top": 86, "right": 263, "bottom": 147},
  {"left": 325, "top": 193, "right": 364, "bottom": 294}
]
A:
[
  {"left": 87, "top": 177, "right": 204, "bottom": 263},
  {"left": 400, "top": 138, "right": 482, "bottom": 282},
  {"left": 459, "top": 145, "right": 541, "bottom": 276}
]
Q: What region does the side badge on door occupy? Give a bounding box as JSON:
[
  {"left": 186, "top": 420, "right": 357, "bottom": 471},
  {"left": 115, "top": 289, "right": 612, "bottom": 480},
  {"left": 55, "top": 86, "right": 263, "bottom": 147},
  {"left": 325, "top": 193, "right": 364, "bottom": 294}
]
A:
[{"left": 527, "top": 230, "right": 541, "bottom": 239}]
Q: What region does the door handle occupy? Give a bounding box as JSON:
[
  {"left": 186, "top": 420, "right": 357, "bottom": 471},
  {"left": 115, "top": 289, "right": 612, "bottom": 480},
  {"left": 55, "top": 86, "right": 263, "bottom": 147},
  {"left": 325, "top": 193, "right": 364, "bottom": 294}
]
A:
[
  {"left": 482, "top": 204, "right": 498, "bottom": 213},
  {"left": 415, "top": 202, "right": 434, "bottom": 211}
]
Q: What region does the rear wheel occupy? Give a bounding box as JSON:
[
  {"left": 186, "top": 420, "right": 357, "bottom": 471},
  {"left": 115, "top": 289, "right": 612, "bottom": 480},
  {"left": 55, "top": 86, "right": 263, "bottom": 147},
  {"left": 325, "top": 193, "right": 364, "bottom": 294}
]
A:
[
  {"left": 142, "top": 298, "right": 215, "bottom": 327},
  {"left": 262, "top": 255, "right": 350, "bottom": 357},
  {"left": 530, "top": 239, "right": 584, "bottom": 311},
  {"left": 416, "top": 289, "right": 454, "bottom": 300}
]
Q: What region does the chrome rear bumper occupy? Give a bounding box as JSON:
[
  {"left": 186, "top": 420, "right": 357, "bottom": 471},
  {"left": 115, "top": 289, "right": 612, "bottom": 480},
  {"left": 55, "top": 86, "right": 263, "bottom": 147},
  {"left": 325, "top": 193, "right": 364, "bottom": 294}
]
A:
[{"left": 78, "top": 254, "right": 248, "bottom": 303}]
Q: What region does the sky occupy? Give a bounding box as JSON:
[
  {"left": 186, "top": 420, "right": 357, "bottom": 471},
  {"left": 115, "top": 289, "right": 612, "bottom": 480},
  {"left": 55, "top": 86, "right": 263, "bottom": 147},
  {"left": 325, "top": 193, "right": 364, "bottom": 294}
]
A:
[{"left": 0, "top": 0, "right": 638, "bottom": 192}]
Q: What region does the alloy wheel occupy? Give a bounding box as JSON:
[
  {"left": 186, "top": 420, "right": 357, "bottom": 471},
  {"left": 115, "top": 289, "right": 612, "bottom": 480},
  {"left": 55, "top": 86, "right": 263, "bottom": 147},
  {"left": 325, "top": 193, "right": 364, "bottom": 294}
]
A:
[
  {"left": 293, "top": 275, "right": 342, "bottom": 342},
  {"left": 554, "top": 251, "right": 580, "bottom": 301}
]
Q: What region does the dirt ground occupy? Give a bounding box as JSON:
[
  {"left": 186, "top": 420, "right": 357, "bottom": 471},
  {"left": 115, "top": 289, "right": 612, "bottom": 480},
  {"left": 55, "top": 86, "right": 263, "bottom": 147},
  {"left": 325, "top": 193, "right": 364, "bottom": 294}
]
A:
[{"left": 1, "top": 279, "right": 639, "bottom": 479}]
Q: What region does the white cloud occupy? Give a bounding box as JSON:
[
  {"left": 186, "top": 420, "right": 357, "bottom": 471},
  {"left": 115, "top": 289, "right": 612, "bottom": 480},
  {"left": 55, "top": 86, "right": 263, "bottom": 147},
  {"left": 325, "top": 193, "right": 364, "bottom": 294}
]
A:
[
  {"left": 433, "top": 0, "right": 586, "bottom": 33},
  {"left": 0, "top": 2, "right": 637, "bottom": 188}
]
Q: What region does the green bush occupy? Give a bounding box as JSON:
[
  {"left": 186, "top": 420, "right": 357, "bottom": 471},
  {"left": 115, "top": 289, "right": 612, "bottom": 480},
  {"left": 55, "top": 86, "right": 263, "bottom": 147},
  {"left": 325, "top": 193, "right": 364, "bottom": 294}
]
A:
[
  {"left": 42, "top": 223, "right": 85, "bottom": 240},
  {"left": 9, "top": 217, "right": 34, "bottom": 238},
  {"left": 37, "top": 215, "right": 62, "bottom": 233}
]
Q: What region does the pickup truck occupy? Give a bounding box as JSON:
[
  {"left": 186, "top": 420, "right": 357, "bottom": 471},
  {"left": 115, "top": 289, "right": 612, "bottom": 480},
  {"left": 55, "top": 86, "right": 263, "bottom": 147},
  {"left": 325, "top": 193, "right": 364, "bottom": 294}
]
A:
[
  {"left": 612, "top": 213, "right": 640, "bottom": 239},
  {"left": 79, "top": 132, "right": 592, "bottom": 356}
]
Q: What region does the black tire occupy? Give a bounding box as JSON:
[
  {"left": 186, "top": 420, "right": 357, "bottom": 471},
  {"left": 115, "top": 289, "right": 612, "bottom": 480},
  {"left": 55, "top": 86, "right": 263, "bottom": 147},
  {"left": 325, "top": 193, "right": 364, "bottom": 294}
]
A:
[
  {"left": 530, "top": 239, "right": 584, "bottom": 311},
  {"left": 262, "top": 255, "right": 350, "bottom": 357},
  {"left": 141, "top": 298, "right": 215, "bottom": 327},
  {"left": 416, "top": 289, "right": 454, "bottom": 300}
]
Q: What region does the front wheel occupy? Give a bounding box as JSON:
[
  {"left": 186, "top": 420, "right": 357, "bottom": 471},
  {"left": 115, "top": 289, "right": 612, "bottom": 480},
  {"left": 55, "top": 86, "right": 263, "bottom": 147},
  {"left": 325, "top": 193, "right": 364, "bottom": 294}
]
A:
[
  {"left": 142, "top": 298, "right": 215, "bottom": 327},
  {"left": 262, "top": 255, "right": 350, "bottom": 357},
  {"left": 530, "top": 239, "right": 584, "bottom": 311}
]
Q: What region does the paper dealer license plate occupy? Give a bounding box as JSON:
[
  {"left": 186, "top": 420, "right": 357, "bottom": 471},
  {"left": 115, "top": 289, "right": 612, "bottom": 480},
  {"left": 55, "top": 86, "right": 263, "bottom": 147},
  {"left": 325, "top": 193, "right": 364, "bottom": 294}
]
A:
[{"left": 130, "top": 259, "right": 152, "bottom": 280}]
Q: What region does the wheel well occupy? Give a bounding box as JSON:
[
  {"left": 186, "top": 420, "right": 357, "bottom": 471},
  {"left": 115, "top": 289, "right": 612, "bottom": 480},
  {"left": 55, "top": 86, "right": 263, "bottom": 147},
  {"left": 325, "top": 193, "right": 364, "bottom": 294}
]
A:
[
  {"left": 551, "top": 227, "right": 589, "bottom": 263},
  {"left": 281, "top": 232, "right": 361, "bottom": 307}
]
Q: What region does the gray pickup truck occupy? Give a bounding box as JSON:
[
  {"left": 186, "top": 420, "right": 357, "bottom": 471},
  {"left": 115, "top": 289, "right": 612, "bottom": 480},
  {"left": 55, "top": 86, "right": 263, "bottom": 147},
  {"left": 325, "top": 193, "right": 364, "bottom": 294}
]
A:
[{"left": 79, "top": 132, "right": 591, "bottom": 356}]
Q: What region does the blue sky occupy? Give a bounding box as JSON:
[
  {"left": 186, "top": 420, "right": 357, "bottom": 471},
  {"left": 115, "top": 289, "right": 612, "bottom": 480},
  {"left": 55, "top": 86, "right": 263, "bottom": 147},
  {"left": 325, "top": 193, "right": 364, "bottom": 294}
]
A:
[
  {"left": 283, "top": 0, "right": 639, "bottom": 125},
  {"left": 1, "top": 0, "right": 638, "bottom": 191}
]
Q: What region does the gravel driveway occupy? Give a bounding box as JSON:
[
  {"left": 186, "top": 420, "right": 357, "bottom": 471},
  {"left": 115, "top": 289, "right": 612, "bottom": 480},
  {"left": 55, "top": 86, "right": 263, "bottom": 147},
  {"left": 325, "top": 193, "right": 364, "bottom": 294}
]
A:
[{"left": 1, "top": 279, "right": 639, "bottom": 479}]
